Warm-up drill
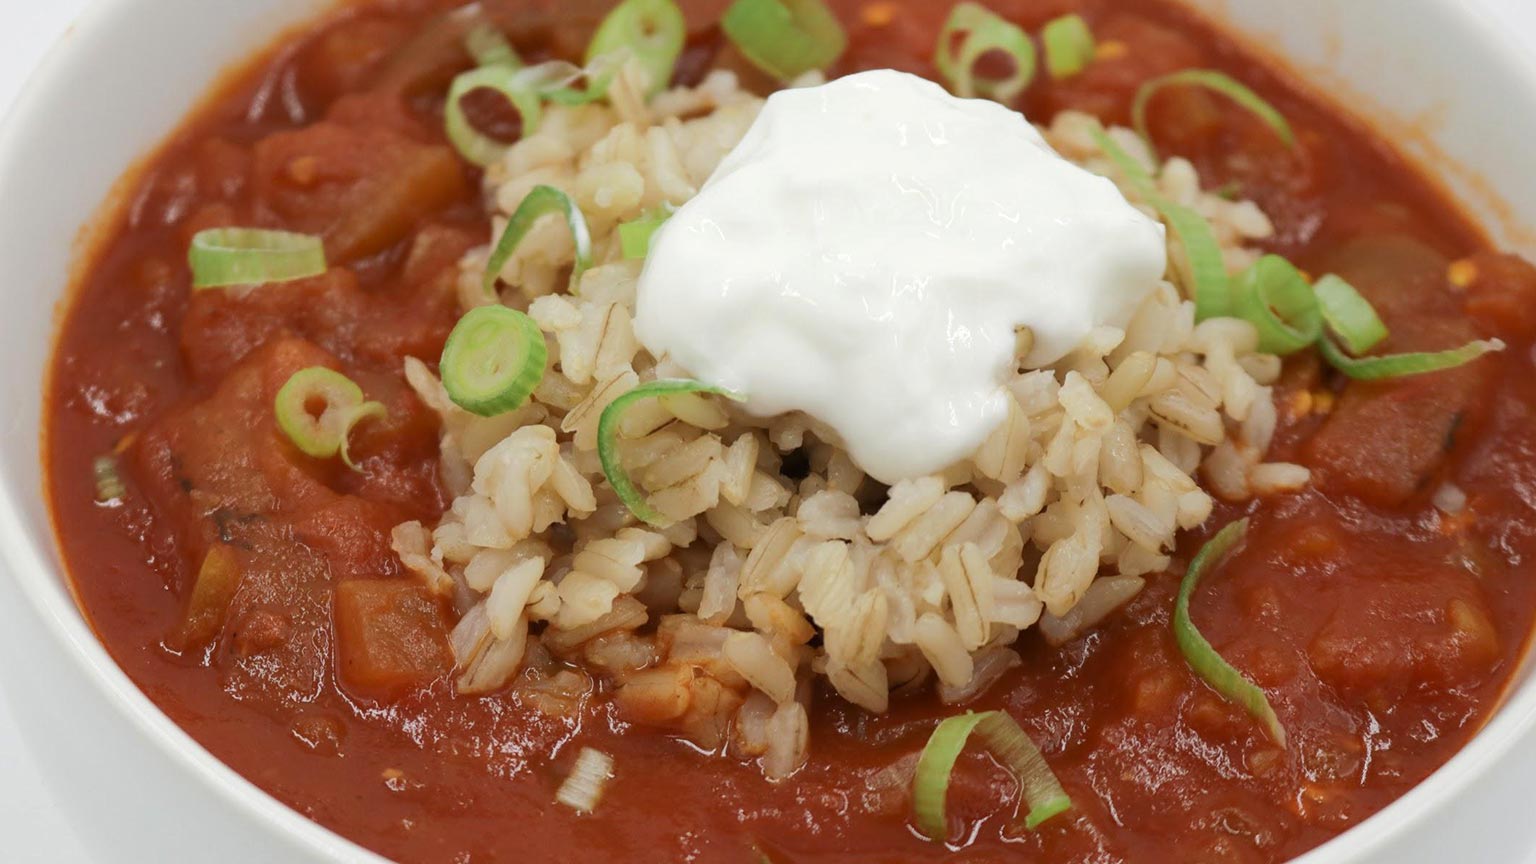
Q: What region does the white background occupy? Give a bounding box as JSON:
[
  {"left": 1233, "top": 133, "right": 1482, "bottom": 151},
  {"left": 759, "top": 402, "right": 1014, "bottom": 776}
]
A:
[{"left": 2, "top": 0, "right": 1535, "bottom": 861}]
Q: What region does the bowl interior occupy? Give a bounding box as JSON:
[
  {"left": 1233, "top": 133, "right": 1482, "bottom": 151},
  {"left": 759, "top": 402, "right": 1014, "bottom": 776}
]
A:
[{"left": 0, "top": 0, "right": 1534, "bottom": 861}]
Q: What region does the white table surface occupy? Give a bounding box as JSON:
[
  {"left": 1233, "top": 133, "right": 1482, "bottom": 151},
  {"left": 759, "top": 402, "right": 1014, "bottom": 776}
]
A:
[{"left": 3, "top": 0, "right": 1536, "bottom": 861}]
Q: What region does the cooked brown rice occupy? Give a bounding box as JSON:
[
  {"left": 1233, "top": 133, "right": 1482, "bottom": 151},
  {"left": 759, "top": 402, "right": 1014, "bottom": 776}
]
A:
[{"left": 391, "top": 67, "right": 1309, "bottom": 779}]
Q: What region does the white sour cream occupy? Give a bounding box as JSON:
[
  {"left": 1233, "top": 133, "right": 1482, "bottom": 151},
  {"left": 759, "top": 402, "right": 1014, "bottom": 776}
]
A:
[{"left": 634, "top": 69, "right": 1166, "bottom": 484}]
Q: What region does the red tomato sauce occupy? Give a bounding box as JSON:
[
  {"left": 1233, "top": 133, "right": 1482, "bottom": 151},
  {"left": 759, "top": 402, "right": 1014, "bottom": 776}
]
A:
[{"left": 45, "top": 1, "right": 1536, "bottom": 862}]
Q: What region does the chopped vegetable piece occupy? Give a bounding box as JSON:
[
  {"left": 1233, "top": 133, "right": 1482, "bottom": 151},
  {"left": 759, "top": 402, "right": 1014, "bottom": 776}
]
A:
[
  {"left": 1133, "top": 69, "right": 1296, "bottom": 157},
  {"left": 1041, "top": 14, "right": 1095, "bottom": 80},
  {"left": 1318, "top": 336, "right": 1505, "bottom": 381},
  {"left": 1314, "top": 274, "right": 1389, "bottom": 355},
  {"left": 1087, "top": 123, "right": 1233, "bottom": 319},
  {"left": 188, "top": 228, "right": 327, "bottom": 290},
  {"left": 722, "top": 0, "right": 848, "bottom": 82},
  {"left": 934, "top": 2, "right": 1037, "bottom": 102},
  {"left": 444, "top": 64, "right": 543, "bottom": 167},
  {"left": 483, "top": 185, "right": 593, "bottom": 296},
  {"left": 93, "top": 455, "right": 125, "bottom": 503},
  {"left": 273, "top": 367, "right": 388, "bottom": 469},
  {"left": 913, "top": 710, "right": 1071, "bottom": 842},
  {"left": 334, "top": 579, "right": 454, "bottom": 701},
  {"left": 556, "top": 747, "right": 616, "bottom": 813},
  {"left": 440, "top": 305, "right": 548, "bottom": 417},
  {"left": 598, "top": 380, "right": 744, "bottom": 525},
  {"left": 1174, "top": 519, "right": 1288, "bottom": 747},
  {"left": 465, "top": 22, "right": 520, "bottom": 69},
  {"left": 587, "top": 0, "right": 687, "bottom": 97},
  {"left": 618, "top": 208, "right": 673, "bottom": 259},
  {"left": 1232, "top": 254, "right": 1322, "bottom": 354},
  {"left": 174, "top": 544, "right": 242, "bottom": 650}
]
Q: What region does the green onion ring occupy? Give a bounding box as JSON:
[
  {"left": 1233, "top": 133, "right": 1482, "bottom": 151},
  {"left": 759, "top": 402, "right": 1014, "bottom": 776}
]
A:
[
  {"left": 722, "top": 0, "right": 848, "bottom": 82},
  {"left": 440, "top": 305, "right": 548, "bottom": 417},
  {"left": 465, "top": 22, "right": 521, "bottom": 69},
  {"left": 1133, "top": 69, "right": 1296, "bottom": 158},
  {"left": 1318, "top": 336, "right": 1505, "bottom": 381},
  {"left": 587, "top": 0, "right": 686, "bottom": 97},
  {"left": 1313, "top": 274, "right": 1389, "bottom": 355},
  {"left": 618, "top": 207, "right": 674, "bottom": 259},
  {"left": 598, "top": 380, "right": 744, "bottom": 526},
  {"left": 94, "top": 455, "right": 125, "bottom": 503},
  {"left": 1086, "top": 123, "right": 1233, "bottom": 319},
  {"left": 274, "top": 367, "right": 388, "bottom": 470},
  {"left": 913, "top": 710, "right": 1071, "bottom": 842},
  {"left": 1041, "top": 14, "right": 1095, "bottom": 80},
  {"left": 542, "top": 55, "right": 626, "bottom": 106},
  {"left": 1231, "top": 255, "right": 1322, "bottom": 355},
  {"left": 483, "top": 185, "right": 593, "bottom": 297},
  {"left": 1174, "top": 519, "right": 1287, "bottom": 748},
  {"left": 188, "top": 228, "right": 327, "bottom": 290},
  {"left": 934, "top": 2, "right": 1037, "bottom": 103},
  {"left": 445, "top": 65, "right": 544, "bottom": 167}
]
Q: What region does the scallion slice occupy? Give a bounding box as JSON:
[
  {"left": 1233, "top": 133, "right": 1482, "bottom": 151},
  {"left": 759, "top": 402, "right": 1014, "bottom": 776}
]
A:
[
  {"left": 1174, "top": 519, "right": 1287, "bottom": 748},
  {"left": 722, "top": 0, "right": 848, "bottom": 82},
  {"left": 618, "top": 208, "right": 673, "bottom": 259},
  {"left": 1318, "top": 336, "right": 1505, "bottom": 381},
  {"left": 1133, "top": 69, "right": 1296, "bottom": 156},
  {"left": 935, "top": 2, "right": 1037, "bottom": 102},
  {"left": 188, "top": 228, "right": 327, "bottom": 290},
  {"left": 598, "top": 380, "right": 743, "bottom": 525},
  {"left": 465, "top": 23, "right": 520, "bottom": 69},
  {"left": 440, "top": 305, "right": 548, "bottom": 417},
  {"left": 587, "top": 0, "right": 686, "bottom": 97},
  {"left": 483, "top": 185, "right": 593, "bottom": 296},
  {"left": 1086, "top": 124, "right": 1233, "bottom": 319},
  {"left": 445, "top": 64, "right": 544, "bottom": 167},
  {"left": 1231, "top": 255, "right": 1322, "bottom": 355},
  {"left": 1041, "top": 14, "right": 1095, "bottom": 80},
  {"left": 541, "top": 56, "right": 625, "bottom": 106},
  {"left": 913, "top": 710, "right": 1071, "bottom": 842},
  {"left": 274, "top": 367, "right": 388, "bottom": 470},
  {"left": 1313, "top": 274, "right": 1388, "bottom": 355},
  {"left": 94, "top": 455, "right": 125, "bottom": 503}
]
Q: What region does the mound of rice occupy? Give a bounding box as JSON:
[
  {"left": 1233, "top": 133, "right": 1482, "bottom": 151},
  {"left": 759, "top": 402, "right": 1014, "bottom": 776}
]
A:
[{"left": 391, "top": 67, "right": 1308, "bottom": 778}]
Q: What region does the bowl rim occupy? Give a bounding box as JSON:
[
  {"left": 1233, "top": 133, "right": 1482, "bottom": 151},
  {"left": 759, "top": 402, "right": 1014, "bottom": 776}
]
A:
[
  {"left": 0, "top": 1, "right": 1534, "bottom": 862},
  {"left": 0, "top": 0, "right": 386, "bottom": 859}
]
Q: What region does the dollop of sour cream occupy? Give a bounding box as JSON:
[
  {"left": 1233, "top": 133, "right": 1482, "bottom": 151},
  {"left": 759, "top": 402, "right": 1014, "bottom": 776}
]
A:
[{"left": 634, "top": 69, "right": 1166, "bottom": 484}]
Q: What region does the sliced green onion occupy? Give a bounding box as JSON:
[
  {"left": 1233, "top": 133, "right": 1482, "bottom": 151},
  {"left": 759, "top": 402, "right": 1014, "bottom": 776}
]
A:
[
  {"left": 587, "top": 0, "right": 686, "bottom": 97},
  {"left": 483, "top": 185, "right": 593, "bottom": 296},
  {"left": 1313, "top": 275, "right": 1388, "bottom": 355},
  {"left": 465, "top": 23, "right": 520, "bottom": 69},
  {"left": 440, "top": 305, "right": 548, "bottom": 417},
  {"left": 618, "top": 208, "right": 673, "bottom": 259},
  {"left": 1041, "top": 14, "right": 1095, "bottom": 80},
  {"left": 94, "top": 455, "right": 125, "bottom": 503},
  {"left": 274, "top": 367, "right": 388, "bottom": 470},
  {"left": 189, "top": 228, "right": 327, "bottom": 290},
  {"left": 1174, "top": 519, "right": 1287, "bottom": 748},
  {"left": 722, "top": 0, "right": 848, "bottom": 82},
  {"left": 1086, "top": 124, "right": 1233, "bottom": 319},
  {"left": 935, "top": 2, "right": 1037, "bottom": 102},
  {"left": 1133, "top": 69, "right": 1296, "bottom": 156},
  {"left": 1318, "top": 336, "right": 1505, "bottom": 381},
  {"left": 598, "top": 380, "right": 743, "bottom": 526},
  {"left": 1232, "top": 255, "right": 1322, "bottom": 355},
  {"left": 913, "top": 710, "right": 1071, "bottom": 842},
  {"left": 445, "top": 65, "right": 544, "bottom": 167}
]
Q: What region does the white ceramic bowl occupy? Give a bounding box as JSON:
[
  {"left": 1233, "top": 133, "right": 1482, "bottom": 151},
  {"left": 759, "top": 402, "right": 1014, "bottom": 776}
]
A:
[{"left": 1, "top": 1, "right": 1534, "bottom": 861}]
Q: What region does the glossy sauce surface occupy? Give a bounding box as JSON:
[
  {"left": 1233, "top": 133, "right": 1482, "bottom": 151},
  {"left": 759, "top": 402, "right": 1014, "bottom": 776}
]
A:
[{"left": 46, "top": 1, "right": 1536, "bottom": 862}]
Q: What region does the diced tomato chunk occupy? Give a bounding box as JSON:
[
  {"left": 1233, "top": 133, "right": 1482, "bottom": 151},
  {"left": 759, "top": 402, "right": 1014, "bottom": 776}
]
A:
[
  {"left": 253, "top": 121, "right": 466, "bottom": 262},
  {"left": 1463, "top": 251, "right": 1536, "bottom": 339},
  {"left": 334, "top": 580, "right": 452, "bottom": 700}
]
